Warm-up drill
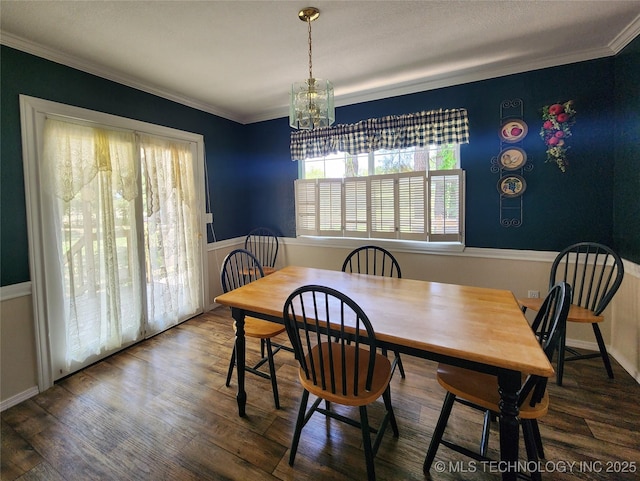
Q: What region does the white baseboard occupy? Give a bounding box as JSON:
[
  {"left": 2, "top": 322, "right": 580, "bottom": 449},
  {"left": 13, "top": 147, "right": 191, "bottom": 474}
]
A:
[
  {"left": 610, "top": 346, "right": 640, "bottom": 384},
  {"left": 1, "top": 386, "right": 39, "bottom": 412},
  {"left": 565, "top": 339, "right": 639, "bottom": 384},
  {"left": 565, "top": 338, "right": 598, "bottom": 351}
]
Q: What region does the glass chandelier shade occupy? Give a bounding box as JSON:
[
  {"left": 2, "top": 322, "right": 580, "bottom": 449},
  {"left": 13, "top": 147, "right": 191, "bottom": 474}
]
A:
[
  {"left": 290, "top": 78, "right": 334, "bottom": 130},
  {"left": 289, "top": 7, "right": 335, "bottom": 130}
]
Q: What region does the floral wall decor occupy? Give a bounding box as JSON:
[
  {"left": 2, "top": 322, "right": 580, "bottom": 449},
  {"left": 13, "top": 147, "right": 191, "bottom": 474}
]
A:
[{"left": 540, "top": 100, "right": 576, "bottom": 172}]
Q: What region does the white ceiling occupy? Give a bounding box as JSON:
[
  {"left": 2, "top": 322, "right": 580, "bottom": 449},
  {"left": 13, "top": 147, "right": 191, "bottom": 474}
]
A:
[{"left": 2, "top": 1, "right": 640, "bottom": 124}]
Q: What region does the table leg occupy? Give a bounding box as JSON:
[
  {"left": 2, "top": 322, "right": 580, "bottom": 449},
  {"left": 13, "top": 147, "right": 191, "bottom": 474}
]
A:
[
  {"left": 231, "top": 307, "right": 247, "bottom": 417},
  {"left": 498, "top": 369, "right": 521, "bottom": 481}
]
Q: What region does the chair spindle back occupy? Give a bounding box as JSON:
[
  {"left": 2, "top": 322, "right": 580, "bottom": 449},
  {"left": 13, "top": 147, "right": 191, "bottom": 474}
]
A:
[
  {"left": 550, "top": 242, "right": 623, "bottom": 316},
  {"left": 220, "top": 248, "right": 264, "bottom": 293},
  {"left": 342, "top": 245, "right": 401, "bottom": 278},
  {"left": 283, "top": 285, "right": 378, "bottom": 397},
  {"left": 245, "top": 227, "right": 279, "bottom": 269}
]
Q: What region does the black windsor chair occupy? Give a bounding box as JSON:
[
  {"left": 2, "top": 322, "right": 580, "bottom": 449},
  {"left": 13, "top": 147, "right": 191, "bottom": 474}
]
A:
[
  {"left": 342, "top": 245, "right": 406, "bottom": 379},
  {"left": 423, "top": 282, "right": 571, "bottom": 481},
  {"left": 221, "top": 248, "right": 291, "bottom": 409},
  {"left": 519, "top": 242, "right": 624, "bottom": 385},
  {"left": 283, "top": 285, "right": 400, "bottom": 481}
]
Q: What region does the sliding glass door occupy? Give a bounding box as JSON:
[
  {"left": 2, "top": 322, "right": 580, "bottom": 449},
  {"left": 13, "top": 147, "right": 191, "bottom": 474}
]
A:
[{"left": 21, "top": 96, "right": 207, "bottom": 385}]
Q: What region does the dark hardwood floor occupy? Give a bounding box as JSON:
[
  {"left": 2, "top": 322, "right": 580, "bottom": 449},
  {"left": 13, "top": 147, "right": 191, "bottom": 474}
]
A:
[{"left": 2, "top": 308, "right": 639, "bottom": 480}]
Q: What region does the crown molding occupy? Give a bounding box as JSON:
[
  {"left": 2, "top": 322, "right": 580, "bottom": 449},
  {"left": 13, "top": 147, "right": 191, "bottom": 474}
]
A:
[
  {"left": 609, "top": 14, "right": 640, "bottom": 53},
  {"left": 4, "top": 16, "right": 639, "bottom": 126},
  {"left": 0, "top": 31, "right": 244, "bottom": 124},
  {"left": 247, "top": 44, "right": 617, "bottom": 124}
]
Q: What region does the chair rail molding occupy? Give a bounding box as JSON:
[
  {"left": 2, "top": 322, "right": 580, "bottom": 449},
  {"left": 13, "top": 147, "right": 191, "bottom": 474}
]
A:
[{"left": 0, "top": 282, "right": 32, "bottom": 301}]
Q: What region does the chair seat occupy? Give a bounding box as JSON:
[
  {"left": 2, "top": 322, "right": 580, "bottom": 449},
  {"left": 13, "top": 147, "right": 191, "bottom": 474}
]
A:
[
  {"left": 300, "top": 342, "right": 393, "bottom": 407},
  {"left": 262, "top": 266, "right": 277, "bottom": 276},
  {"left": 242, "top": 266, "right": 277, "bottom": 276},
  {"left": 234, "top": 317, "right": 286, "bottom": 338},
  {"left": 436, "top": 363, "right": 548, "bottom": 419},
  {"left": 518, "top": 298, "right": 604, "bottom": 323}
]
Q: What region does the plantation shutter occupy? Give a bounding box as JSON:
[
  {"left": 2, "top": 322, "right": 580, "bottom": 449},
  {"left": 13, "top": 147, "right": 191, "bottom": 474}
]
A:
[
  {"left": 370, "top": 174, "right": 397, "bottom": 239},
  {"left": 428, "top": 169, "right": 464, "bottom": 242},
  {"left": 318, "top": 179, "right": 343, "bottom": 236},
  {"left": 398, "top": 171, "right": 427, "bottom": 240},
  {"left": 344, "top": 177, "right": 369, "bottom": 237},
  {"left": 294, "top": 179, "right": 318, "bottom": 236}
]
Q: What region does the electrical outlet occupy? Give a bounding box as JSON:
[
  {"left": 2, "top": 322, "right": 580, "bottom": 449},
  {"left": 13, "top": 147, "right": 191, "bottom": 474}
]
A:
[{"left": 527, "top": 290, "right": 540, "bottom": 299}]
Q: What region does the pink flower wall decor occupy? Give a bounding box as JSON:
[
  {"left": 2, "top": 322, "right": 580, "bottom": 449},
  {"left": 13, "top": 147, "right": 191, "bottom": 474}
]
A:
[{"left": 540, "top": 100, "right": 576, "bottom": 172}]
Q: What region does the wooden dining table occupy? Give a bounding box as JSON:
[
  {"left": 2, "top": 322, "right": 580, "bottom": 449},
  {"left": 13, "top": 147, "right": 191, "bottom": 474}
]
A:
[{"left": 214, "top": 266, "right": 554, "bottom": 481}]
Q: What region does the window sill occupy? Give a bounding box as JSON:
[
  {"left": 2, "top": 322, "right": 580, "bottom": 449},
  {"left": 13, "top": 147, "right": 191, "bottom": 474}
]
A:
[{"left": 283, "top": 236, "right": 465, "bottom": 255}]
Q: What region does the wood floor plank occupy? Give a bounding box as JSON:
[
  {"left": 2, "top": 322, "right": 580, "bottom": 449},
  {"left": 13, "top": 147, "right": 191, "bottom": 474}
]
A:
[
  {"left": 0, "top": 400, "right": 56, "bottom": 440},
  {"left": 8, "top": 460, "right": 66, "bottom": 481},
  {"left": 197, "top": 410, "right": 287, "bottom": 473},
  {"left": 584, "top": 418, "right": 640, "bottom": 448},
  {"left": 27, "top": 422, "right": 133, "bottom": 480},
  {"left": 2, "top": 307, "right": 639, "bottom": 481},
  {"left": 0, "top": 419, "right": 43, "bottom": 479},
  {"left": 178, "top": 435, "right": 282, "bottom": 480}
]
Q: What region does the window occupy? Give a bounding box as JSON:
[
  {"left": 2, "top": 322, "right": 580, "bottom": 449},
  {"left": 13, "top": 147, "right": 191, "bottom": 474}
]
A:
[{"left": 295, "top": 145, "right": 464, "bottom": 243}]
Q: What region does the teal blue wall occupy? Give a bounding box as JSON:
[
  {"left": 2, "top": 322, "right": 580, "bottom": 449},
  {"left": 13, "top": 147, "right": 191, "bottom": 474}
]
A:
[
  {"left": 614, "top": 36, "right": 640, "bottom": 262},
  {"left": 246, "top": 58, "right": 623, "bottom": 254},
  {"left": 1, "top": 46, "right": 251, "bottom": 285},
  {"left": 2, "top": 42, "right": 639, "bottom": 287}
]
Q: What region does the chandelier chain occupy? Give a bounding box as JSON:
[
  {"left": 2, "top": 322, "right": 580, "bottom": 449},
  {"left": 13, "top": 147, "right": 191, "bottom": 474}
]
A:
[
  {"left": 307, "top": 17, "right": 313, "bottom": 80},
  {"left": 290, "top": 6, "right": 334, "bottom": 130}
]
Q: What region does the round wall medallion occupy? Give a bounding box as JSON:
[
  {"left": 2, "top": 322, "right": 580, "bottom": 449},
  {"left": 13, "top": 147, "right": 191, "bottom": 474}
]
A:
[
  {"left": 497, "top": 174, "right": 527, "bottom": 197},
  {"left": 499, "top": 119, "right": 528, "bottom": 143},
  {"left": 498, "top": 147, "right": 527, "bottom": 170}
]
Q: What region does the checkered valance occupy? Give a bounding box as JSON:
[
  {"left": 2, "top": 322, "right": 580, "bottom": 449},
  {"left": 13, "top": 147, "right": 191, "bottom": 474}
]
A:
[{"left": 290, "top": 108, "right": 469, "bottom": 160}]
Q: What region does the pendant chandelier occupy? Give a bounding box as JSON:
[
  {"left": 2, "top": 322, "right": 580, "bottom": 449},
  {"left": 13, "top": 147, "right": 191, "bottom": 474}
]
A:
[{"left": 289, "top": 7, "right": 335, "bottom": 130}]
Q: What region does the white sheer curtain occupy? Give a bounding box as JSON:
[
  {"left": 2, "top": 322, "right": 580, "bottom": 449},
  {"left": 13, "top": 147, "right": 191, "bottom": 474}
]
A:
[
  {"left": 42, "top": 119, "right": 143, "bottom": 367},
  {"left": 139, "top": 134, "right": 202, "bottom": 334},
  {"left": 40, "top": 120, "right": 203, "bottom": 371}
]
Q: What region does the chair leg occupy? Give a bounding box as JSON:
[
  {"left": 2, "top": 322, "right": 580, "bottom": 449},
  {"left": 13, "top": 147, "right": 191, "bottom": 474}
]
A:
[
  {"left": 265, "top": 339, "right": 280, "bottom": 409},
  {"left": 359, "top": 405, "right": 376, "bottom": 481},
  {"left": 394, "top": 351, "right": 406, "bottom": 379},
  {"left": 522, "top": 420, "right": 541, "bottom": 481},
  {"left": 592, "top": 323, "right": 614, "bottom": 379},
  {"left": 385, "top": 348, "right": 406, "bottom": 379},
  {"left": 382, "top": 386, "right": 399, "bottom": 437},
  {"left": 225, "top": 345, "right": 236, "bottom": 387},
  {"left": 423, "top": 392, "right": 456, "bottom": 473},
  {"left": 480, "top": 410, "right": 492, "bottom": 456},
  {"left": 530, "top": 419, "right": 545, "bottom": 459},
  {"left": 289, "top": 389, "right": 310, "bottom": 466}
]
